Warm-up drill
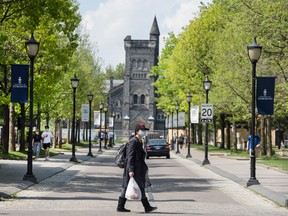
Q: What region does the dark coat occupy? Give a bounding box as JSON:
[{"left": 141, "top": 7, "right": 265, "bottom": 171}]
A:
[{"left": 122, "top": 136, "right": 148, "bottom": 189}]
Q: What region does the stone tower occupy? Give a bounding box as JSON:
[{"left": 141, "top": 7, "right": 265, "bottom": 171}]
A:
[{"left": 122, "top": 16, "right": 162, "bottom": 133}]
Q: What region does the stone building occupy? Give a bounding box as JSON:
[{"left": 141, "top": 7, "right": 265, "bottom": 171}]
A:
[{"left": 107, "top": 17, "right": 165, "bottom": 136}]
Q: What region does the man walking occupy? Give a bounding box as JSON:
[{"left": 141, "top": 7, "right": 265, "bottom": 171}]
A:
[{"left": 41, "top": 125, "right": 53, "bottom": 161}]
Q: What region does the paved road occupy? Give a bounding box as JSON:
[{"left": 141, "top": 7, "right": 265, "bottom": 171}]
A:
[{"left": 0, "top": 147, "right": 288, "bottom": 216}]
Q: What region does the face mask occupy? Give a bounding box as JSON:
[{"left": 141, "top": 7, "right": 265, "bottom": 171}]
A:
[
  {"left": 45, "top": 129, "right": 49, "bottom": 132},
  {"left": 139, "top": 130, "right": 146, "bottom": 137}
]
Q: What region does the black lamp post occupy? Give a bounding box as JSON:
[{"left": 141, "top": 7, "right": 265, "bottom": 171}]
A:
[
  {"left": 186, "top": 93, "right": 192, "bottom": 158},
  {"left": 70, "top": 74, "right": 79, "bottom": 162},
  {"left": 104, "top": 105, "right": 108, "bottom": 149},
  {"left": 99, "top": 102, "right": 103, "bottom": 152},
  {"left": 87, "top": 91, "right": 94, "bottom": 157},
  {"left": 163, "top": 113, "right": 166, "bottom": 140},
  {"left": 112, "top": 112, "right": 116, "bottom": 145},
  {"left": 175, "top": 103, "right": 180, "bottom": 154},
  {"left": 247, "top": 37, "right": 262, "bottom": 187},
  {"left": 171, "top": 111, "right": 174, "bottom": 150},
  {"left": 202, "top": 76, "right": 211, "bottom": 165},
  {"left": 166, "top": 111, "right": 170, "bottom": 145},
  {"left": 23, "top": 34, "right": 39, "bottom": 182}
]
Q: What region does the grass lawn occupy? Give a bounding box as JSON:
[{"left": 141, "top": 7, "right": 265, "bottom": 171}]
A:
[
  {"left": 191, "top": 144, "right": 288, "bottom": 172},
  {"left": 0, "top": 142, "right": 90, "bottom": 160}
]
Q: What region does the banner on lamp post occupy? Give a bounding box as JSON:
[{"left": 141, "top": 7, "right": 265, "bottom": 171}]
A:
[
  {"left": 109, "top": 117, "right": 114, "bottom": 128},
  {"left": 191, "top": 106, "right": 199, "bottom": 124},
  {"left": 11, "top": 64, "right": 29, "bottom": 103},
  {"left": 81, "top": 104, "right": 89, "bottom": 122},
  {"left": 256, "top": 77, "right": 276, "bottom": 115},
  {"left": 178, "top": 112, "right": 185, "bottom": 127}
]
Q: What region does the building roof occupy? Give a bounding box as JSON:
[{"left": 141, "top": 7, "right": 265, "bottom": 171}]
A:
[
  {"left": 104, "top": 79, "right": 123, "bottom": 93},
  {"left": 150, "top": 16, "right": 160, "bottom": 35}
]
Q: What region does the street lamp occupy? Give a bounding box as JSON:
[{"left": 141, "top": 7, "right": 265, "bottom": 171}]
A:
[
  {"left": 70, "top": 74, "right": 79, "bottom": 162},
  {"left": 186, "top": 93, "right": 192, "bottom": 158},
  {"left": 87, "top": 91, "right": 94, "bottom": 157},
  {"left": 163, "top": 113, "right": 166, "bottom": 140},
  {"left": 202, "top": 76, "right": 211, "bottom": 165},
  {"left": 23, "top": 34, "right": 39, "bottom": 182},
  {"left": 166, "top": 111, "right": 170, "bottom": 145},
  {"left": 247, "top": 37, "right": 262, "bottom": 187},
  {"left": 175, "top": 103, "right": 180, "bottom": 154},
  {"left": 112, "top": 112, "right": 116, "bottom": 145},
  {"left": 99, "top": 102, "right": 103, "bottom": 152},
  {"left": 171, "top": 110, "right": 174, "bottom": 150},
  {"left": 104, "top": 104, "right": 108, "bottom": 149}
]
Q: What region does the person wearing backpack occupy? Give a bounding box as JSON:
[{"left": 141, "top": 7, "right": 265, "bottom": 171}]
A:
[{"left": 117, "top": 123, "right": 157, "bottom": 213}]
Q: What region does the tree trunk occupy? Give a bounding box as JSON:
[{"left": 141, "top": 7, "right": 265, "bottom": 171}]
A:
[
  {"left": 266, "top": 116, "right": 273, "bottom": 156},
  {"left": 260, "top": 116, "right": 266, "bottom": 156},
  {"left": 220, "top": 113, "right": 225, "bottom": 149},
  {"left": 226, "top": 120, "right": 231, "bottom": 150},
  {"left": 36, "top": 103, "right": 41, "bottom": 130},
  {"left": 77, "top": 119, "right": 80, "bottom": 143},
  {"left": 9, "top": 103, "right": 15, "bottom": 152},
  {"left": 2, "top": 104, "right": 9, "bottom": 153},
  {"left": 197, "top": 124, "right": 203, "bottom": 145},
  {"left": 192, "top": 124, "right": 196, "bottom": 144},
  {"left": 233, "top": 122, "right": 237, "bottom": 151},
  {"left": 53, "top": 119, "right": 60, "bottom": 148},
  {"left": 68, "top": 119, "right": 71, "bottom": 144},
  {"left": 19, "top": 103, "right": 26, "bottom": 152}
]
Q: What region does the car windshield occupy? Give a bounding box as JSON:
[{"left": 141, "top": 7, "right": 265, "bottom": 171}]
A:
[{"left": 147, "top": 139, "right": 166, "bottom": 145}]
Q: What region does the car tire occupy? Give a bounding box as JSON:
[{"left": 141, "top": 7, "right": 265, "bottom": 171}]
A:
[{"left": 166, "top": 155, "right": 170, "bottom": 159}]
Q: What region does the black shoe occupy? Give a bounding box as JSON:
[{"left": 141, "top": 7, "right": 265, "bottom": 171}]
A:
[
  {"left": 117, "top": 197, "right": 131, "bottom": 212},
  {"left": 141, "top": 197, "right": 157, "bottom": 213}
]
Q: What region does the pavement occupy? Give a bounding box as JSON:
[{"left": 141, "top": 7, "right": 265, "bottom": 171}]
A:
[
  {"left": 174, "top": 144, "right": 288, "bottom": 207},
  {"left": 0, "top": 143, "right": 288, "bottom": 208}
]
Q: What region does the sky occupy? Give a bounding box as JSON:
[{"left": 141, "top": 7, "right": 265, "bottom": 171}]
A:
[{"left": 77, "top": 0, "right": 212, "bottom": 68}]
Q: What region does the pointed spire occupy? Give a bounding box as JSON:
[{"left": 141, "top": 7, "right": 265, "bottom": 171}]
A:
[{"left": 150, "top": 16, "right": 160, "bottom": 35}]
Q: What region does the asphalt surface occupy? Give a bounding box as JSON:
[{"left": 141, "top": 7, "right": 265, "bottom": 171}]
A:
[{"left": 0, "top": 143, "right": 288, "bottom": 216}]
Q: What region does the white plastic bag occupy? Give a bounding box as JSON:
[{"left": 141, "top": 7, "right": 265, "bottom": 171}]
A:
[{"left": 125, "top": 177, "right": 142, "bottom": 201}]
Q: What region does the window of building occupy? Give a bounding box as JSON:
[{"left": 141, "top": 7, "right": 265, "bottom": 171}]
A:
[
  {"left": 138, "top": 60, "right": 142, "bottom": 69},
  {"left": 133, "top": 94, "right": 138, "bottom": 104},
  {"left": 140, "top": 94, "right": 145, "bottom": 104},
  {"left": 132, "top": 59, "right": 137, "bottom": 69},
  {"left": 143, "top": 60, "right": 149, "bottom": 70}
]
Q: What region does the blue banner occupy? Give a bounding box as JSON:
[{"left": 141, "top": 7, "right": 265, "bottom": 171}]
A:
[
  {"left": 11, "top": 64, "right": 29, "bottom": 103},
  {"left": 256, "top": 77, "right": 276, "bottom": 115}
]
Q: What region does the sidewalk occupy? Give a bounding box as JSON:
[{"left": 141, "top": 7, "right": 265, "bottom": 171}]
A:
[
  {"left": 173, "top": 145, "right": 288, "bottom": 207},
  {"left": 0, "top": 145, "right": 102, "bottom": 199}
]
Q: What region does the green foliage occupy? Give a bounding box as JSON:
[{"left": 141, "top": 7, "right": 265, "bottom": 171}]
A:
[{"left": 152, "top": 0, "right": 288, "bottom": 128}]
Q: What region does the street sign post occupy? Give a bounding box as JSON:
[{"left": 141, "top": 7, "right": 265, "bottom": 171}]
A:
[{"left": 201, "top": 104, "right": 213, "bottom": 123}]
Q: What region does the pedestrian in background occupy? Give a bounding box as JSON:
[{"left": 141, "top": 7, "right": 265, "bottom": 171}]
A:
[
  {"left": 117, "top": 123, "right": 157, "bottom": 213},
  {"left": 246, "top": 132, "right": 261, "bottom": 156},
  {"left": 32, "top": 128, "right": 42, "bottom": 160},
  {"left": 41, "top": 125, "right": 53, "bottom": 161},
  {"left": 178, "top": 133, "right": 184, "bottom": 149}
]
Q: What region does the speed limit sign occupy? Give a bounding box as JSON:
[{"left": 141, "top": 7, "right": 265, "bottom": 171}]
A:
[{"left": 201, "top": 104, "right": 213, "bottom": 123}]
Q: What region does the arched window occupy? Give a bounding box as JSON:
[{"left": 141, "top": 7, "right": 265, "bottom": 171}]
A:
[
  {"left": 133, "top": 94, "right": 138, "bottom": 104},
  {"left": 115, "top": 100, "right": 120, "bottom": 107},
  {"left": 132, "top": 59, "right": 137, "bottom": 69},
  {"left": 140, "top": 94, "right": 145, "bottom": 104},
  {"left": 138, "top": 60, "right": 142, "bottom": 69},
  {"left": 143, "top": 60, "right": 148, "bottom": 70}
]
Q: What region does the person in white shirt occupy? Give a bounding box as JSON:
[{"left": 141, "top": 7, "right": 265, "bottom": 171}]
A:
[{"left": 41, "top": 125, "right": 53, "bottom": 161}]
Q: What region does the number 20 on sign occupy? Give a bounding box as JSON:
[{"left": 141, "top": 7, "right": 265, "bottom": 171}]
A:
[{"left": 201, "top": 104, "right": 213, "bottom": 123}]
